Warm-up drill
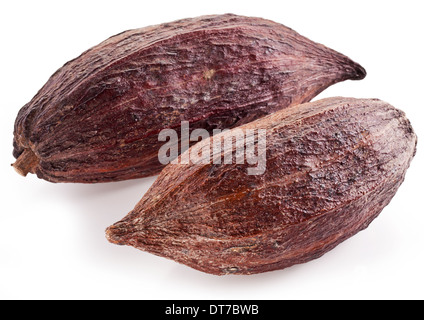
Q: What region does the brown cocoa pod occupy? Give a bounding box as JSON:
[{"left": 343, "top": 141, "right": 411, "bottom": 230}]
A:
[
  {"left": 106, "top": 97, "right": 417, "bottom": 275},
  {"left": 13, "top": 14, "right": 365, "bottom": 183}
]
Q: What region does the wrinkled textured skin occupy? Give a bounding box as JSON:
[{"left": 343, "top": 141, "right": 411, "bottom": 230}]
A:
[
  {"left": 13, "top": 14, "right": 365, "bottom": 183},
  {"left": 106, "top": 97, "right": 417, "bottom": 275}
]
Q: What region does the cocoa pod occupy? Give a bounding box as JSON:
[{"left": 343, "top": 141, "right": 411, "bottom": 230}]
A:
[
  {"left": 106, "top": 97, "right": 417, "bottom": 275},
  {"left": 13, "top": 14, "right": 365, "bottom": 183}
]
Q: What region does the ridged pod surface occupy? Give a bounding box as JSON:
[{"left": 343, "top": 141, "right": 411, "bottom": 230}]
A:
[
  {"left": 13, "top": 14, "right": 365, "bottom": 182},
  {"left": 106, "top": 97, "right": 417, "bottom": 275}
]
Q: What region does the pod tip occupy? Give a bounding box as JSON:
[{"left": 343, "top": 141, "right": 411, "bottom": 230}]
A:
[{"left": 352, "top": 62, "right": 367, "bottom": 80}]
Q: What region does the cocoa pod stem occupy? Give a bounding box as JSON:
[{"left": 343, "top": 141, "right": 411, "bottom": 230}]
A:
[{"left": 12, "top": 149, "right": 39, "bottom": 176}]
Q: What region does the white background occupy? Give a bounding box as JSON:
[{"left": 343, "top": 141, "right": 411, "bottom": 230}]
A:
[{"left": 1, "top": 0, "right": 423, "bottom": 300}]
